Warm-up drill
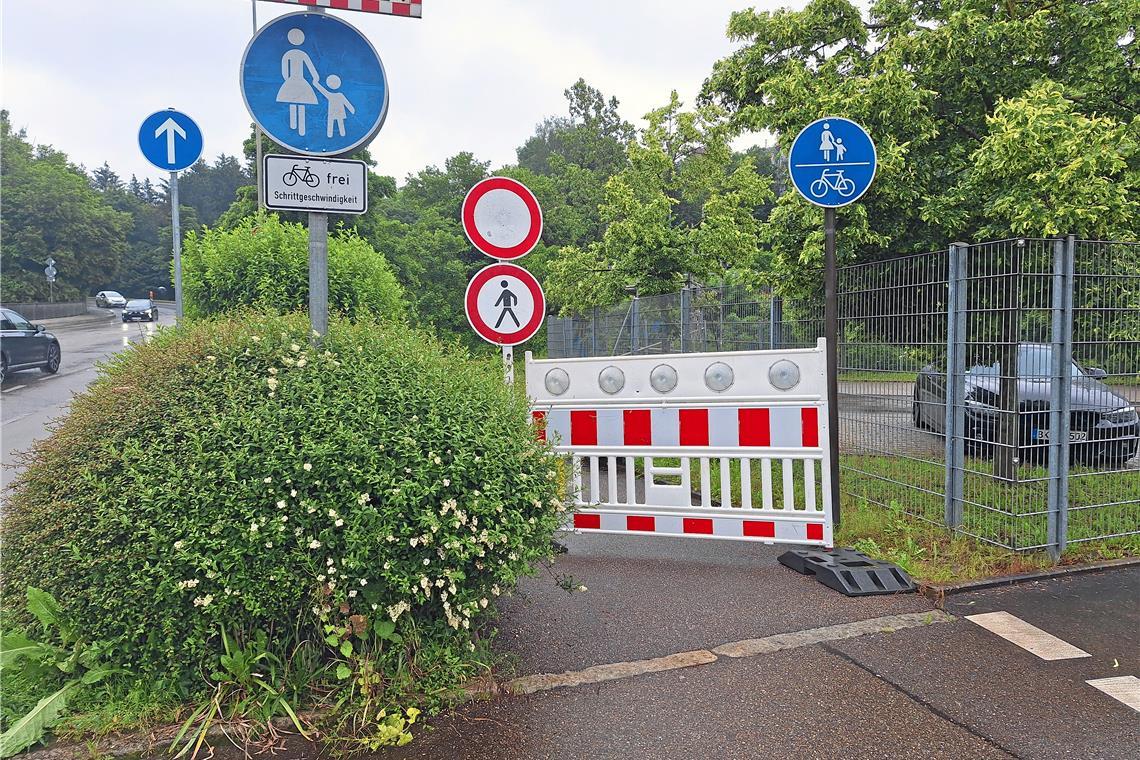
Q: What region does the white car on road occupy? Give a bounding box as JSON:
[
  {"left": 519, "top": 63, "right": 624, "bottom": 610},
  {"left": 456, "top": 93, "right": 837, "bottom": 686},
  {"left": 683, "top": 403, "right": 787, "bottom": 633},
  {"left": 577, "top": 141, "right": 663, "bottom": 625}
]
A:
[{"left": 95, "top": 291, "right": 127, "bottom": 308}]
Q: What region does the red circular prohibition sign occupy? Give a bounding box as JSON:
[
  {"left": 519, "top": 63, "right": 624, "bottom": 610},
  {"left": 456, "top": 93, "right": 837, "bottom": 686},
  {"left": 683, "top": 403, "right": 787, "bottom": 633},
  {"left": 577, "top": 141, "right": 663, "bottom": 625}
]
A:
[
  {"left": 465, "top": 263, "right": 546, "bottom": 346},
  {"left": 461, "top": 177, "right": 543, "bottom": 260}
]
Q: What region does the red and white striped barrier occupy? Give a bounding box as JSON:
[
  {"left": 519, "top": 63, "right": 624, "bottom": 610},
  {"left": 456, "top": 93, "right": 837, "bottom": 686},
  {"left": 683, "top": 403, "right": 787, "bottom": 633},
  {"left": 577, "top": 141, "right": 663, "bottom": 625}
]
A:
[
  {"left": 527, "top": 342, "right": 834, "bottom": 548},
  {"left": 263, "top": 0, "right": 422, "bottom": 18}
]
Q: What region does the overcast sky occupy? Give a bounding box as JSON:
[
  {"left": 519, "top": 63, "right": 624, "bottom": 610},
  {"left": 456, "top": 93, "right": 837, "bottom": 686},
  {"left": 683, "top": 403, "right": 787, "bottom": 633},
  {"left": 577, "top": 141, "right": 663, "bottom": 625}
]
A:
[{"left": 2, "top": 0, "right": 797, "bottom": 185}]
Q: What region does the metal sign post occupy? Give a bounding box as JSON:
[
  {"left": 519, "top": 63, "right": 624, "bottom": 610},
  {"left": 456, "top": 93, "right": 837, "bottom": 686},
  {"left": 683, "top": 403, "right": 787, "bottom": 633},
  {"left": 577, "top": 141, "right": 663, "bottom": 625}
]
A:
[
  {"left": 823, "top": 207, "right": 839, "bottom": 525},
  {"left": 44, "top": 258, "right": 57, "bottom": 303},
  {"left": 503, "top": 346, "right": 514, "bottom": 386},
  {"left": 252, "top": 0, "right": 264, "bottom": 212},
  {"left": 308, "top": 212, "right": 329, "bottom": 337},
  {"left": 138, "top": 109, "right": 203, "bottom": 322},
  {"left": 171, "top": 172, "right": 184, "bottom": 319},
  {"left": 788, "top": 116, "right": 878, "bottom": 529}
]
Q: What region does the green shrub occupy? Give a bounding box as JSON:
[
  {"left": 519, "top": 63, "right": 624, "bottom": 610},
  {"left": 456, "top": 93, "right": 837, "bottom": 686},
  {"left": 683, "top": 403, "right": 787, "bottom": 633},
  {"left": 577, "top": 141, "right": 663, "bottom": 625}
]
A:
[
  {"left": 0, "top": 312, "right": 564, "bottom": 697},
  {"left": 181, "top": 214, "right": 407, "bottom": 320}
]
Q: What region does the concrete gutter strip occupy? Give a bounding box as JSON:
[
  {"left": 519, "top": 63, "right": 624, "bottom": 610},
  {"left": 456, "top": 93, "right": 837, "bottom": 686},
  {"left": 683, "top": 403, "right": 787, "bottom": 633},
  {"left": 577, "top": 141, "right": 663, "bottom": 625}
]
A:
[
  {"left": 507, "top": 650, "right": 718, "bottom": 695},
  {"left": 920, "top": 556, "right": 1140, "bottom": 604},
  {"left": 507, "top": 610, "right": 956, "bottom": 696},
  {"left": 712, "top": 610, "right": 955, "bottom": 658}
]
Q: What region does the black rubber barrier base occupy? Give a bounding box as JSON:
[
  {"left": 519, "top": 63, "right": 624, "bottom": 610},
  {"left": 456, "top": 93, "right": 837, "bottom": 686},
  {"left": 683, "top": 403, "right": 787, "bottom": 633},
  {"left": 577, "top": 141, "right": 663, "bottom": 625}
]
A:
[{"left": 778, "top": 547, "right": 917, "bottom": 596}]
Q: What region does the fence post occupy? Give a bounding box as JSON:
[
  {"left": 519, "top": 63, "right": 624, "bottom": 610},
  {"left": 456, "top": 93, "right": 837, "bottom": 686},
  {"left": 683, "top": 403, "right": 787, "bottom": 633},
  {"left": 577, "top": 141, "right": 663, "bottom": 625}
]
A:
[
  {"left": 995, "top": 241, "right": 1023, "bottom": 482},
  {"left": 1046, "top": 236, "right": 1075, "bottom": 559},
  {"left": 680, "top": 285, "right": 690, "bottom": 353},
  {"left": 944, "top": 242, "right": 969, "bottom": 528},
  {"left": 630, "top": 295, "right": 640, "bottom": 354},
  {"left": 591, "top": 307, "right": 598, "bottom": 356},
  {"left": 718, "top": 289, "right": 725, "bottom": 352},
  {"left": 771, "top": 295, "right": 782, "bottom": 350}
]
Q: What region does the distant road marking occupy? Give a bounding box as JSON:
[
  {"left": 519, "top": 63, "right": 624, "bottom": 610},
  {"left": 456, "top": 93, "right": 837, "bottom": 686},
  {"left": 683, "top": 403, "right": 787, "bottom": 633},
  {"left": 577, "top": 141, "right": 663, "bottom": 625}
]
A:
[
  {"left": 506, "top": 610, "right": 955, "bottom": 695},
  {"left": 1087, "top": 676, "right": 1140, "bottom": 712},
  {"left": 1, "top": 385, "right": 27, "bottom": 393},
  {"left": 966, "top": 611, "right": 1090, "bottom": 660}
]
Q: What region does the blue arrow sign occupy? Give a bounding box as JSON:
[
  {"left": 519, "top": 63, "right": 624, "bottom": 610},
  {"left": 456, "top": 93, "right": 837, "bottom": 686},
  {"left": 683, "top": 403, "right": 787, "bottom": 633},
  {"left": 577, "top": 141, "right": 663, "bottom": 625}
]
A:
[
  {"left": 241, "top": 12, "right": 389, "bottom": 157},
  {"left": 138, "top": 110, "right": 203, "bottom": 172},
  {"left": 788, "top": 117, "right": 876, "bottom": 208}
]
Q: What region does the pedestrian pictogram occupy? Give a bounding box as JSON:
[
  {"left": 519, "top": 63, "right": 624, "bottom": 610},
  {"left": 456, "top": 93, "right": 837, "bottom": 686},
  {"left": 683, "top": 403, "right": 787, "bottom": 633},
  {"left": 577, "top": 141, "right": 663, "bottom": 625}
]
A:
[
  {"left": 494, "top": 281, "right": 521, "bottom": 329},
  {"left": 462, "top": 177, "right": 543, "bottom": 260},
  {"left": 788, "top": 117, "right": 876, "bottom": 208},
  {"left": 241, "top": 12, "right": 389, "bottom": 156},
  {"left": 465, "top": 263, "right": 545, "bottom": 346},
  {"left": 138, "top": 109, "right": 203, "bottom": 172}
]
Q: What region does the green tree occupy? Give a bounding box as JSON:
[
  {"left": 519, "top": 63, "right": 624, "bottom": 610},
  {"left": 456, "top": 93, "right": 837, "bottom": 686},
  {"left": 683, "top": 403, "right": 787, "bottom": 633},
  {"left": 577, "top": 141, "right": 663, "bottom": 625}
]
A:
[
  {"left": 516, "top": 80, "right": 635, "bottom": 249},
  {"left": 176, "top": 155, "right": 253, "bottom": 228},
  {"left": 93, "top": 179, "right": 172, "bottom": 297},
  {"left": 358, "top": 153, "right": 491, "bottom": 345},
  {"left": 952, "top": 81, "right": 1138, "bottom": 239},
  {"left": 546, "top": 94, "right": 772, "bottom": 312},
  {"left": 181, "top": 214, "right": 406, "bottom": 320},
  {"left": 702, "top": 0, "right": 1140, "bottom": 289},
  {"left": 0, "top": 112, "right": 130, "bottom": 301}
]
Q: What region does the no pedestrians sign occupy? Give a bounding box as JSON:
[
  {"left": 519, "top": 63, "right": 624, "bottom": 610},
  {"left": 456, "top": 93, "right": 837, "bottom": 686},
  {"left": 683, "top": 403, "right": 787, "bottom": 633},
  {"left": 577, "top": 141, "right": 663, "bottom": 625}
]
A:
[{"left": 465, "top": 263, "right": 546, "bottom": 346}]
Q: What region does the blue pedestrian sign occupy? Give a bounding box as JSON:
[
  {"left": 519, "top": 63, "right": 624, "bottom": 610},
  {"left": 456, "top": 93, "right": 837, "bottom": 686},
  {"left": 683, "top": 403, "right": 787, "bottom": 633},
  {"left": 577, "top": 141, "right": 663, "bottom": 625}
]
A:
[
  {"left": 788, "top": 117, "right": 876, "bottom": 208},
  {"left": 241, "top": 12, "right": 389, "bottom": 157},
  {"left": 138, "top": 110, "right": 203, "bottom": 172}
]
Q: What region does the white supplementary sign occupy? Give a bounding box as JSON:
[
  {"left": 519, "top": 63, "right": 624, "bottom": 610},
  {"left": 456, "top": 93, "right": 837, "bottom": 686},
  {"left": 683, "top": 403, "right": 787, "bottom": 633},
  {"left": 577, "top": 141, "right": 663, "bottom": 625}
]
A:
[{"left": 264, "top": 154, "right": 368, "bottom": 214}]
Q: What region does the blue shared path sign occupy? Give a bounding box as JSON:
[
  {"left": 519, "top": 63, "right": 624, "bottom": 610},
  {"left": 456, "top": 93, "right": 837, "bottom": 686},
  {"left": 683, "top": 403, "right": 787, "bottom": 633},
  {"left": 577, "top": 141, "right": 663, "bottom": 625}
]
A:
[
  {"left": 788, "top": 117, "right": 876, "bottom": 208},
  {"left": 138, "top": 110, "right": 203, "bottom": 172},
  {"left": 241, "top": 12, "right": 389, "bottom": 157}
]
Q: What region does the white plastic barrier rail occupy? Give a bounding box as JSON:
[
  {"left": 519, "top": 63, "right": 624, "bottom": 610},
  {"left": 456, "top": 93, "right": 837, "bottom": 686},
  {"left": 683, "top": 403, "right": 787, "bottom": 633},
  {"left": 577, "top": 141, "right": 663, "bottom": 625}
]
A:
[{"left": 526, "top": 340, "right": 834, "bottom": 548}]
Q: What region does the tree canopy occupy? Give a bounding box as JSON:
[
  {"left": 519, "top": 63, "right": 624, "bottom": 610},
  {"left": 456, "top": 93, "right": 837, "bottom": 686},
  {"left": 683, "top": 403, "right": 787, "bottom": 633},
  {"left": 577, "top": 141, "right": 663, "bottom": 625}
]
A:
[
  {"left": 702, "top": 0, "right": 1139, "bottom": 287},
  {"left": 1, "top": 112, "right": 131, "bottom": 301}
]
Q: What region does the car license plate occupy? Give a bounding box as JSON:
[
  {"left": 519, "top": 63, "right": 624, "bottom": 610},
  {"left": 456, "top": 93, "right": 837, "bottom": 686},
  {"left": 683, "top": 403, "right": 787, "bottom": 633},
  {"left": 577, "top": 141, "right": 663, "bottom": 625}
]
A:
[{"left": 1035, "top": 429, "right": 1089, "bottom": 443}]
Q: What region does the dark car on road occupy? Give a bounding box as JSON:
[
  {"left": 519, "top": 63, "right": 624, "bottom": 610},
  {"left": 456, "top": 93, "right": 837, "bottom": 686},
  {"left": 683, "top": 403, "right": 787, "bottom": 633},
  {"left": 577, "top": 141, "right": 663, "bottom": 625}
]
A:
[
  {"left": 95, "top": 290, "right": 127, "bottom": 308},
  {"left": 1, "top": 308, "right": 62, "bottom": 382},
  {"left": 913, "top": 343, "right": 1139, "bottom": 465},
  {"left": 122, "top": 299, "right": 159, "bottom": 323}
]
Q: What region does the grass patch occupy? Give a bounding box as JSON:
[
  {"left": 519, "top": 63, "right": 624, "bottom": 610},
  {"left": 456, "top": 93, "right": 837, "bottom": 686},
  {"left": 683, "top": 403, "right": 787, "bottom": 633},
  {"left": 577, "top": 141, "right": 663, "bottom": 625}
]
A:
[
  {"left": 835, "top": 496, "right": 1139, "bottom": 583},
  {"left": 838, "top": 370, "right": 919, "bottom": 383},
  {"left": 839, "top": 454, "right": 1138, "bottom": 582}
]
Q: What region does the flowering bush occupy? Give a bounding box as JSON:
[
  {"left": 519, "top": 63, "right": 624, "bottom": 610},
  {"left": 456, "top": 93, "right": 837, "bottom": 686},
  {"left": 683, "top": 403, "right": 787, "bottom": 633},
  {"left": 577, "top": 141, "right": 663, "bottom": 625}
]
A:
[
  {"left": 181, "top": 214, "right": 407, "bottom": 320},
  {"left": 0, "top": 312, "right": 564, "bottom": 691}
]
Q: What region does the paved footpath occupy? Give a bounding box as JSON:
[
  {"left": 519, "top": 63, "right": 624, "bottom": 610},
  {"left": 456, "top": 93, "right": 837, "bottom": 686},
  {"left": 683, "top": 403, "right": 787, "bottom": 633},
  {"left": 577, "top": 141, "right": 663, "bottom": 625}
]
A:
[{"left": 218, "top": 540, "right": 1138, "bottom": 759}]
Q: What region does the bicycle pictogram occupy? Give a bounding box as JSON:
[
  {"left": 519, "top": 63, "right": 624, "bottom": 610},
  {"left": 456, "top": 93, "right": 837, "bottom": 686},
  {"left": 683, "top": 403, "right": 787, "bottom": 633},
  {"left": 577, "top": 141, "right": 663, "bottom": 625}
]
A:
[
  {"left": 810, "top": 169, "right": 855, "bottom": 199},
  {"left": 282, "top": 164, "right": 321, "bottom": 188}
]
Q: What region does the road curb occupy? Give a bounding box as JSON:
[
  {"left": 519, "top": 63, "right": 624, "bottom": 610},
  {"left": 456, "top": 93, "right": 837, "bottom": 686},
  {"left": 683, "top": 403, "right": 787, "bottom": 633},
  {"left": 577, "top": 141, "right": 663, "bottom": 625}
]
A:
[{"left": 918, "top": 556, "right": 1140, "bottom": 606}]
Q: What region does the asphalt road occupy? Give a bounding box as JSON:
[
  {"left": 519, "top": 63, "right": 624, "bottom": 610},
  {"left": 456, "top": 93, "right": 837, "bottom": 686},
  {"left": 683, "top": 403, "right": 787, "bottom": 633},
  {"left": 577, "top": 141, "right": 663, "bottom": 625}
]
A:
[{"left": 1, "top": 304, "right": 175, "bottom": 494}]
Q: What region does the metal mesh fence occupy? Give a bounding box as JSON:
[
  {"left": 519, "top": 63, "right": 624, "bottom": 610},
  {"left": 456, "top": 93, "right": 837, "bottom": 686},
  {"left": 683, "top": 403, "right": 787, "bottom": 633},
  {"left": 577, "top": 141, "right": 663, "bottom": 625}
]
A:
[{"left": 547, "top": 238, "right": 1139, "bottom": 553}]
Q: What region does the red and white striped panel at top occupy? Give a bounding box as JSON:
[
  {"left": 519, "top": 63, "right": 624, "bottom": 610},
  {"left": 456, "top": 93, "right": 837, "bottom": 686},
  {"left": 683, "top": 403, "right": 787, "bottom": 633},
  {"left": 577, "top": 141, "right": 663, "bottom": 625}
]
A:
[
  {"left": 526, "top": 340, "right": 835, "bottom": 548},
  {"left": 261, "top": 0, "right": 422, "bottom": 18}
]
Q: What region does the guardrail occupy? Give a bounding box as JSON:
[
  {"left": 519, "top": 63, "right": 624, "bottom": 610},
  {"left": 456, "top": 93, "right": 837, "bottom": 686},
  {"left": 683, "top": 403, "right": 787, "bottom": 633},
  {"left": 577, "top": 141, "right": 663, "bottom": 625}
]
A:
[{"left": 1, "top": 301, "right": 88, "bottom": 319}]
